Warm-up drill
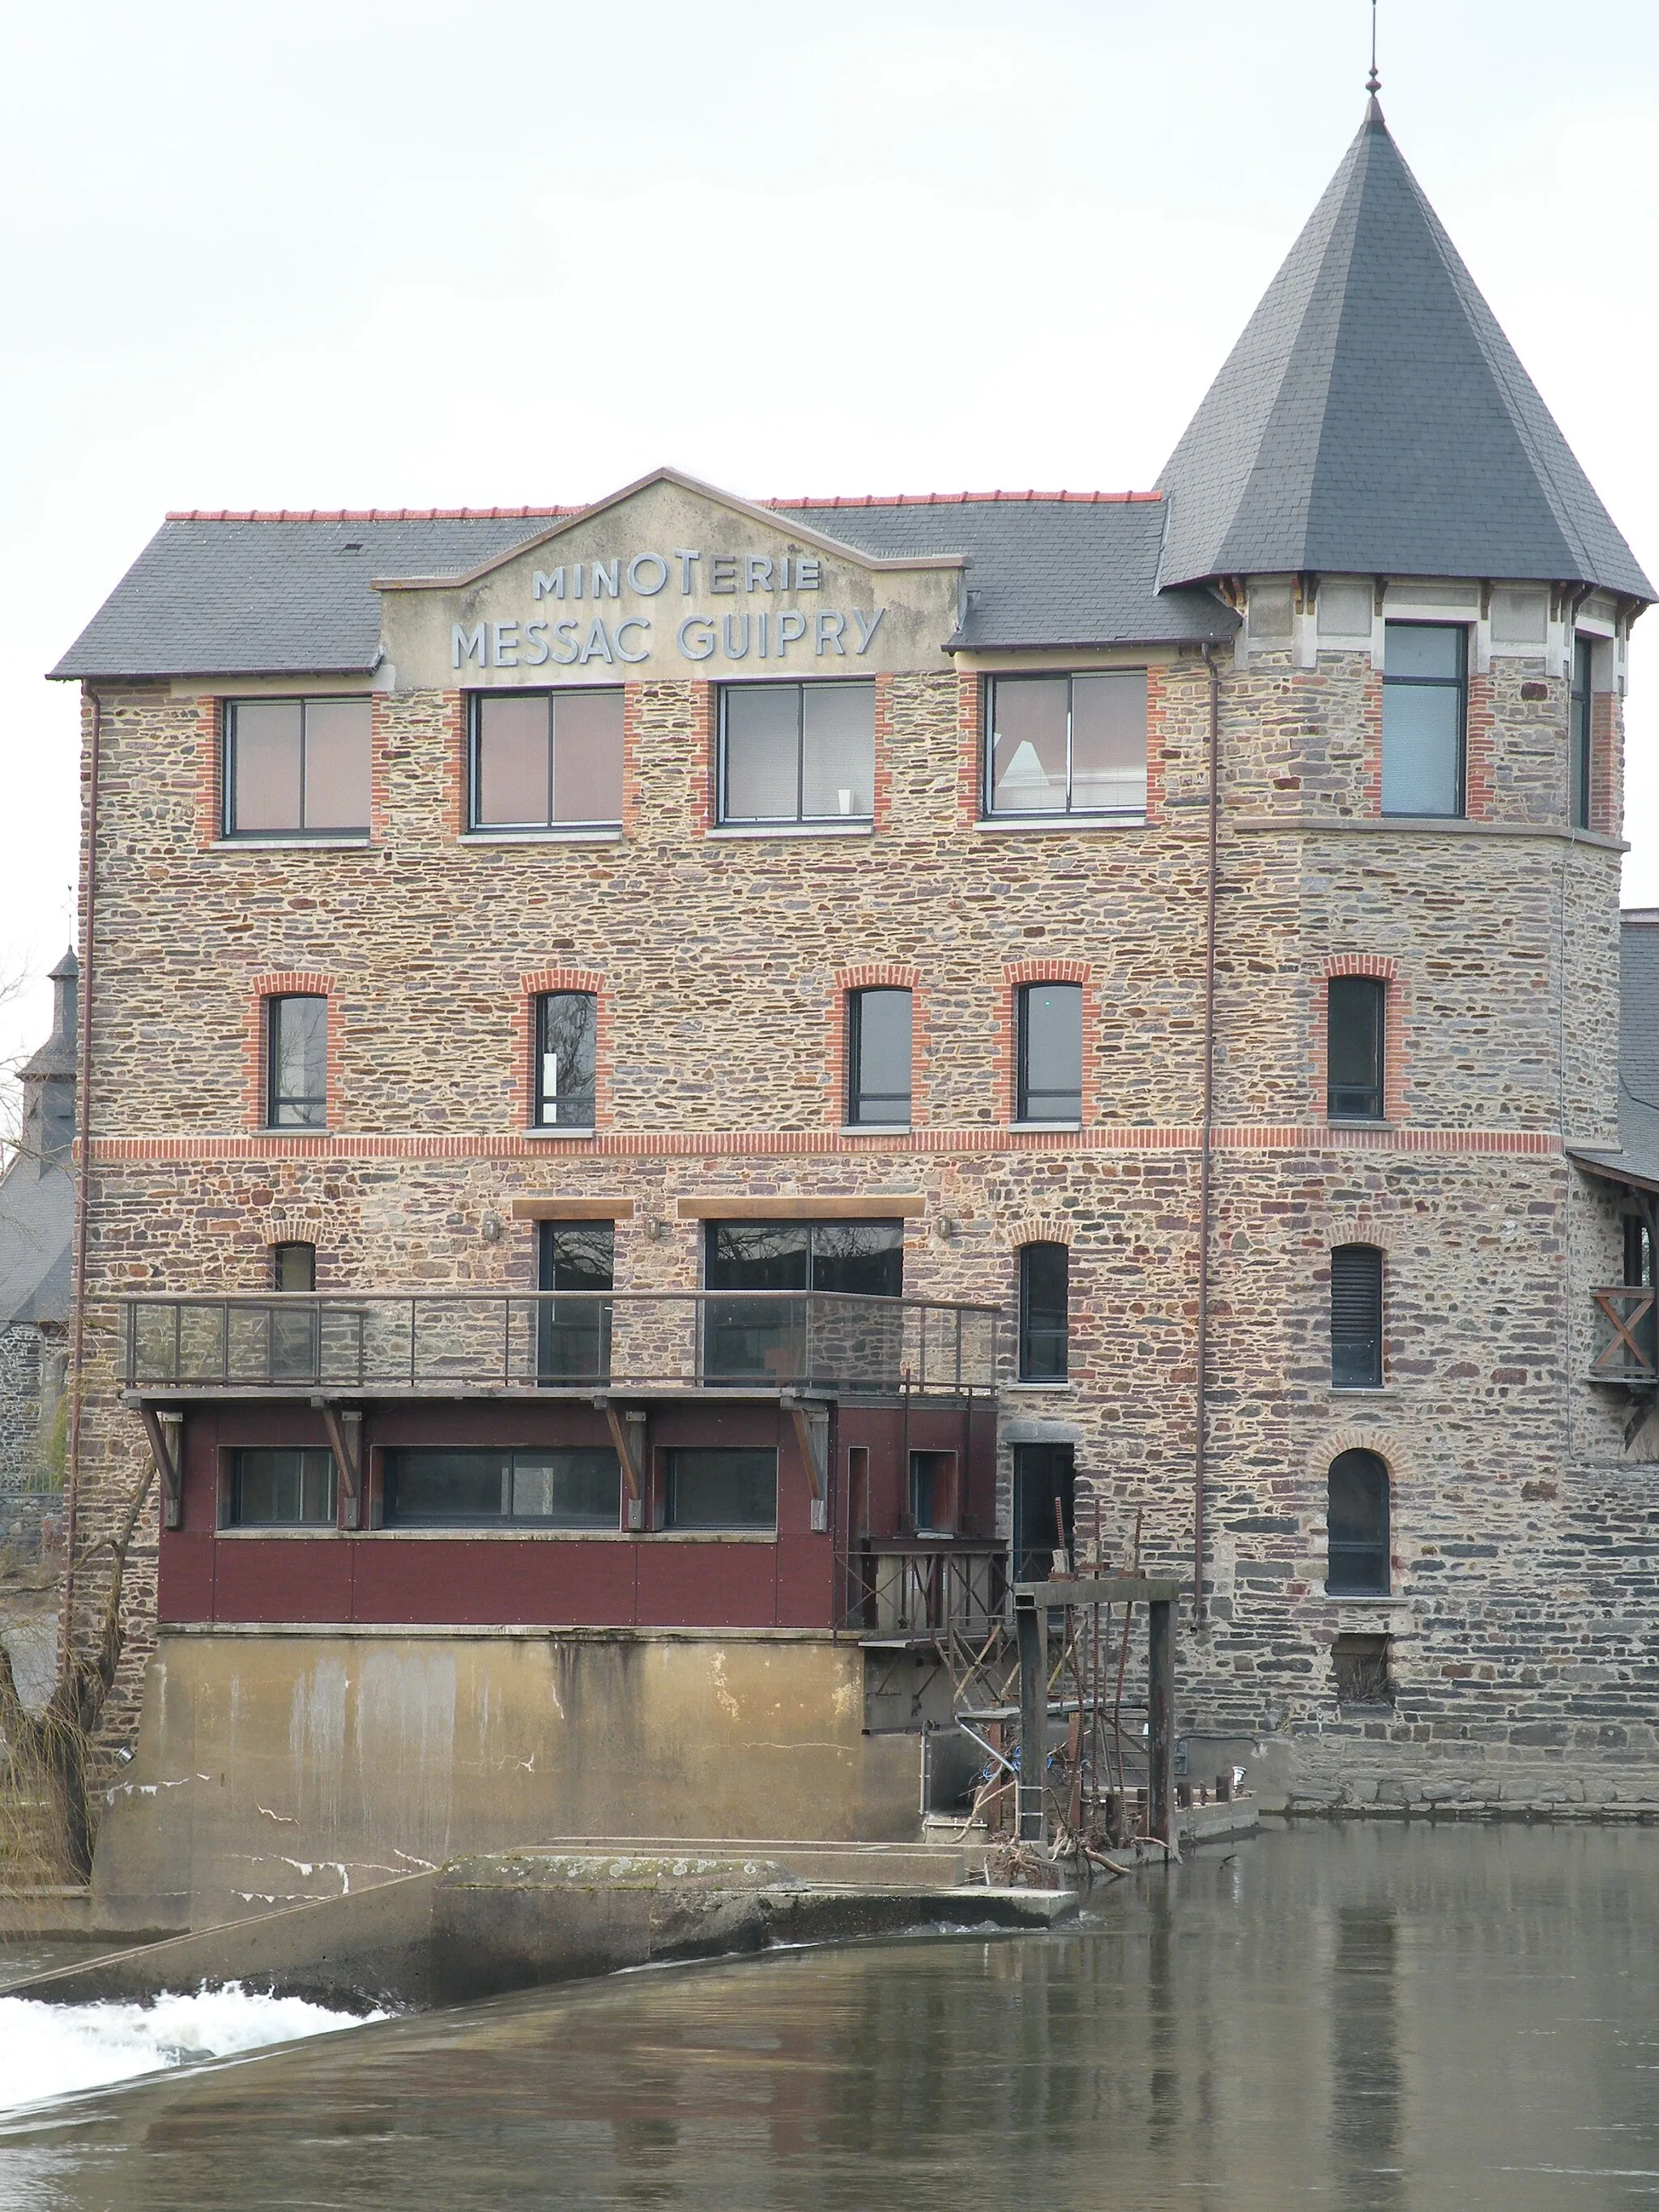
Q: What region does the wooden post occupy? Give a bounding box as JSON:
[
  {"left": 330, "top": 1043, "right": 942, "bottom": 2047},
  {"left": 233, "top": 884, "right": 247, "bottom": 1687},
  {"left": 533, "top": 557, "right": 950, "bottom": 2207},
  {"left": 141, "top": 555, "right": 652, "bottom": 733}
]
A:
[
  {"left": 1148, "top": 1596, "right": 1175, "bottom": 1847},
  {"left": 1016, "top": 1591, "right": 1047, "bottom": 1843}
]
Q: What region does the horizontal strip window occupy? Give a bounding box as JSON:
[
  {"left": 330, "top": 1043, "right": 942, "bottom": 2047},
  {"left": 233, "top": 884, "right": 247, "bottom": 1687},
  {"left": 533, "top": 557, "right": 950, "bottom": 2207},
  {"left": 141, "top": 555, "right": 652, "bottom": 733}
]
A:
[
  {"left": 471, "top": 689, "right": 624, "bottom": 832},
  {"left": 719, "top": 681, "right": 874, "bottom": 826},
  {"left": 987, "top": 671, "right": 1147, "bottom": 819},
  {"left": 231, "top": 1447, "right": 336, "bottom": 1528},
  {"left": 224, "top": 698, "right": 372, "bottom": 839},
  {"left": 383, "top": 1447, "right": 623, "bottom": 1528}
]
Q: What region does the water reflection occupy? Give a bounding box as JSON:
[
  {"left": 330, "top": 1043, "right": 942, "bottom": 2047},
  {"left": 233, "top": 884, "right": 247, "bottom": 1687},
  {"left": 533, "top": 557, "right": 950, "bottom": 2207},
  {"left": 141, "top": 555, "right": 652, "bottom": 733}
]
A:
[{"left": 5, "top": 1826, "right": 1659, "bottom": 2210}]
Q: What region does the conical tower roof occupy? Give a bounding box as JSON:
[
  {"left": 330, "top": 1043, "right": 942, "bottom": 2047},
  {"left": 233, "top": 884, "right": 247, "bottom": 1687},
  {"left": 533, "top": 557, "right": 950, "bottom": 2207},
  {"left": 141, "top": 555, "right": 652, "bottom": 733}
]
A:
[{"left": 1157, "top": 102, "right": 1653, "bottom": 600}]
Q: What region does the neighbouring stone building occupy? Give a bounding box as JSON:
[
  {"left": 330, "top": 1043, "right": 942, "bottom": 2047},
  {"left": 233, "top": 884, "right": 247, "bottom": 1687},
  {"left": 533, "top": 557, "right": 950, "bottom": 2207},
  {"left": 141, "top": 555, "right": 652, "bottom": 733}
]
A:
[
  {"left": 0, "top": 949, "right": 76, "bottom": 1519},
  {"left": 48, "top": 96, "right": 1659, "bottom": 1922}
]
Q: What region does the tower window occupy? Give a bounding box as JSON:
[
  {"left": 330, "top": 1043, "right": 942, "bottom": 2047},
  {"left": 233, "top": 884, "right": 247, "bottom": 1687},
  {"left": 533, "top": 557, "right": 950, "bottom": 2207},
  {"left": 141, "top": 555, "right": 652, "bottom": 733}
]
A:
[
  {"left": 1327, "top": 1449, "right": 1389, "bottom": 1596},
  {"left": 1331, "top": 1244, "right": 1383, "bottom": 1388},
  {"left": 1327, "top": 976, "right": 1385, "bottom": 1121},
  {"left": 1381, "top": 623, "right": 1466, "bottom": 818},
  {"left": 1571, "top": 635, "right": 1593, "bottom": 831},
  {"left": 847, "top": 988, "right": 912, "bottom": 1126}
]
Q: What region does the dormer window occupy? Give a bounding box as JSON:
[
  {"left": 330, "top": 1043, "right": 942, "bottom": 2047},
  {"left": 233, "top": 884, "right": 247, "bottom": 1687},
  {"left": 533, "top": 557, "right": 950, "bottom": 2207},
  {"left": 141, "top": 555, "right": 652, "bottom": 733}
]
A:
[{"left": 1381, "top": 624, "right": 1465, "bottom": 818}]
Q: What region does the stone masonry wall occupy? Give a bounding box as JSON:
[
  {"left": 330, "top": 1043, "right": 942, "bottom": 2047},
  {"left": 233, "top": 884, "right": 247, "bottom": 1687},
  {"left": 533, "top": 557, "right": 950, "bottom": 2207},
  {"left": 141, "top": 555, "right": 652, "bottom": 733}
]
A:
[{"left": 67, "top": 637, "right": 1653, "bottom": 1805}]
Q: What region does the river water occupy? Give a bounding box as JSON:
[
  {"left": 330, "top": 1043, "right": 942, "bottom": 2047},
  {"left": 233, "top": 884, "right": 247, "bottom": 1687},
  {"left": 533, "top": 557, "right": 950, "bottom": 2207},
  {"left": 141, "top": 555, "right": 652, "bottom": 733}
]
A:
[{"left": 2, "top": 1824, "right": 1658, "bottom": 2210}]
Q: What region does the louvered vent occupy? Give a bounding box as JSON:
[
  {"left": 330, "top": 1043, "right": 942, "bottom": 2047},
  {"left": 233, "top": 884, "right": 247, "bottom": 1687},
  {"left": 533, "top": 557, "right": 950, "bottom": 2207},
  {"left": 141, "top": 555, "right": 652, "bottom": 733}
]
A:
[{"left": 1331, "top": 1245, "right": 1383, "bottom": 1387}]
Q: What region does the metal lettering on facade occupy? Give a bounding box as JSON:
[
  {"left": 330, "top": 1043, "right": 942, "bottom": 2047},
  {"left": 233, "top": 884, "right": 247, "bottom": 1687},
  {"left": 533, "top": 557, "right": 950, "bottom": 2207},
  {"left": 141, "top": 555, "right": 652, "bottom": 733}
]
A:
[{"left": 452, "top": 549, "right": 885, "bottom": 671}]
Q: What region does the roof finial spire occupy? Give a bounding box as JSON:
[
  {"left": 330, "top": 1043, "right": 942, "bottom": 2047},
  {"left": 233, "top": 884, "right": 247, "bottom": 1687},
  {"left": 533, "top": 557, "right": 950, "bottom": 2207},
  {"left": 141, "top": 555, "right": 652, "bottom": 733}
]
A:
[{"left": 1367, "top": 0, "right": 1381, "bottom": 96}]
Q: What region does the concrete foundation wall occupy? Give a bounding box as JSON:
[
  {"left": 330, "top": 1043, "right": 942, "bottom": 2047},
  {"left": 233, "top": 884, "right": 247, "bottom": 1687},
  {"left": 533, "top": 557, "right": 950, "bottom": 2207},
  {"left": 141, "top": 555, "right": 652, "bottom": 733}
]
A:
[{"left": 92, "top": 1629, "right": 924, "bottom": 1930}]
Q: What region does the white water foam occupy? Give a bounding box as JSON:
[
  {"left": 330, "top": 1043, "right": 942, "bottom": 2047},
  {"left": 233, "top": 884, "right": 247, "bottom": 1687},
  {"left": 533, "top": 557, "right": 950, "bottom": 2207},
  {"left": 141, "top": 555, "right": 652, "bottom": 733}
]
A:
[{"left": 0, "top": 1984, "right": 378, "bottom": 2113}]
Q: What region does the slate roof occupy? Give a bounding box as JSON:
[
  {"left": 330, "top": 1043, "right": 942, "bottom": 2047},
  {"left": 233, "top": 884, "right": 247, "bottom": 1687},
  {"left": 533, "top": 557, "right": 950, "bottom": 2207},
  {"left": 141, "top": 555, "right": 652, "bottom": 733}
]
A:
[
  {"left": 52, "top": 490, "right": 1238, "bottom": 683},
  {"left": 1572, "top": 916, "right": 1659, "bottom": 1193},
  {"left": 765, "top": 495, "right": 1235, "bottom": 650},
  {"left": 50, "top": 513, "right": 573, "bottom": 680},
  {"left": 1157, "top": 102, "right": 1654, "bottom": 601}
]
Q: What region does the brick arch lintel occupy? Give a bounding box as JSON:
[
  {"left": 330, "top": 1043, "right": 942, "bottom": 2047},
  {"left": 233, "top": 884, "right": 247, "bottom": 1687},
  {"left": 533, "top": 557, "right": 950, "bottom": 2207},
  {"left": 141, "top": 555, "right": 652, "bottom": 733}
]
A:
[
  {"left": 1004, "top": 1213, "right": 1074, "bottom": 1251},
  {"left": 521, "top": 966, "right": 605, "bottom": 997},
  {"left": 834, "top": 962, "right": 919, "bottom": 993},
  {"left": 253, "top": 970, "right": 334, "bottom": 997},
  {"left": 1321, "top": 953, "right": 1398, "bottom": 982},
  {"left": 1309, "top": 1422, "right": 1411, "bottom": 1492}
]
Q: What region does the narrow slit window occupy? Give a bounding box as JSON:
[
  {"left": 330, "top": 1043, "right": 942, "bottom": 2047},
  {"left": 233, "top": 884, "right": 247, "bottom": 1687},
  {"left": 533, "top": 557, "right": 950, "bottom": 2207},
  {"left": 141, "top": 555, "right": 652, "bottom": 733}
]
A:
[
  {"left": 1327, "top": 976, "right": 1384, "bottom": 1122},
  {"left": 847, "top": 988, "right": 912, "bottom": 1125},
  {"left": 225, "top": 699, "right": 371, "bottom": 837},
  {"left": 1018, "top": 1242, "right": 1069, "bottom": 1382},
  {"left": 1330, "top": 1243, "right": 1383, "bottom": 1388},
  {"left": 1017, "top": 983, "right": 1083, "bottom": 1123},
  {"left": 534, "top": 992, "right": 598, "bottom": 1129},
  {"left": 267, "top": 996, "right": 328, "bottom": 1129},
  {"left": 1381, "top": 623, "right": 1466, "bottom": 819},
  {"left": 1571, "top": 635, "right": 1593, "bottom": 832}
]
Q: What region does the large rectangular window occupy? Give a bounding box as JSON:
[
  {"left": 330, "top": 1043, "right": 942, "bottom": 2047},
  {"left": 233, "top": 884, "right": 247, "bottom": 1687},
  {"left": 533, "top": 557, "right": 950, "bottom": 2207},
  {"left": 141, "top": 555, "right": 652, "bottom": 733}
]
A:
[
  {"left": 703, "top": 1219, "right": 903, "bottom": 1384},
  {"left": 1331, "top": 1243, "right": 1384, "bottom": 1388},
  {"left": 225, "top": 699, "right": 371, "bottom": 838},
  {"left": 987, "top": 671, "right": 1148, "bottom": 817},
  {"left": 719, "top": 683, "right": 875, "bottom": 825},
  {"left": 1381, "top": 623, "right": 1465, "bottom": 817},
  {"left": 1017, "top": 983, "right": 1083, "bottom": 1123},
  {"left": 1018, "top": 1242, "right": 1069, "bottom": 1382},
  {"left": 535, "top": 992, "right": 597, "bottom": 1129},
  {"left": 663, "top": 1447, "right": 777, "bottom": 1531},
  {"left": 1571, "top": 635, "right": 1593, "bottom": 831},
  {"left": 1327, "top": 977, "right": 1384, "bottom": 1122},
  {"left": 383, "top": 1447, "right": 621, "bottom": 1528},
  {"left": 847, "top": 989, "right": 912, "bottom": 1126},
  {"left": 231, "top": 1448, "right": 336, "bottom": 1528},
  {"left": 471, "top": 690, "right": 625, "bottom": 830},
  {"left": 537, "top": 1221, "right": 613, "bottom": 1384},
  {"left": 267, "top": 996, "right": 328, "bottom": 1129}
]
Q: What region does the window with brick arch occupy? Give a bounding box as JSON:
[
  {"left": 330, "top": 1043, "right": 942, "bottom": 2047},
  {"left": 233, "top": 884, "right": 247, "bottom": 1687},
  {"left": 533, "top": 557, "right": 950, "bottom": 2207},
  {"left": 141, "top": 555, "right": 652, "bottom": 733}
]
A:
[
  {"left": 1327, "top": 1449, "right": 1389, "bottom": 1596},
  {"left": 266, "top": 996, "right": 327, "bottom": 1129},
  {"left": 1327, "top": 976, "right": 1385, "bottom": 1122},
  {"left": 847, "top": 988, "right": 912, "bottom": 1126},
  {"left": 534, "top": 992, "right": 597, "bottom": 1129},
  {"left": 1018, "top": 1242, "right": 1069, "bottom": 1382},
  {"left": 1330, "top": 1244, "right": 1383, "bottom": 1388}
]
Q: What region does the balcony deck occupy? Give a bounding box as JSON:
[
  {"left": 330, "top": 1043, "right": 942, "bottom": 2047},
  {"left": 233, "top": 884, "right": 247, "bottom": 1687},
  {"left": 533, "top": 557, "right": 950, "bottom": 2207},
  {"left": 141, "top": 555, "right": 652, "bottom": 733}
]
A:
[{"left": 119, "top": 1288, "right": 1001, "bottom": 1402}]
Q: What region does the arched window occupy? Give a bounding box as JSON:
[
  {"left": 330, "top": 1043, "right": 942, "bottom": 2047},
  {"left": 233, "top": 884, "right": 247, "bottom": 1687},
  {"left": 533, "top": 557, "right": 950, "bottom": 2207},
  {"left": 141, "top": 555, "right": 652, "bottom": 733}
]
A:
[
  {"left": 1018, "top": 1242, "right": 1068, "bottom": 1381},
  {"left": 1331, "top": 1244, "right": 1384, "bottom": 1387},
  {"left": 1327, "top": 1450, "right": 1389, "bottom": 1595}
]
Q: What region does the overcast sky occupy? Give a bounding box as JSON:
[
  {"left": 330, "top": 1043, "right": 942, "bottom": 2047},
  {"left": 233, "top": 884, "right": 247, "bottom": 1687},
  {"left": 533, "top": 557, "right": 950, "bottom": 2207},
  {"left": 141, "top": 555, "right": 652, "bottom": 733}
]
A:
[{"left": 2, "top": 0, "right": 1655, "bottom": 1072}]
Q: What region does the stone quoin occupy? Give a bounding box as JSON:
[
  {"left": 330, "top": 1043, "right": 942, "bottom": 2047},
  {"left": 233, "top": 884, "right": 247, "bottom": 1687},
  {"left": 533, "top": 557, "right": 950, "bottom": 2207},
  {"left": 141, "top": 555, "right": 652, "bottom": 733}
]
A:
[{"left": 45, "top": 96, "right": 1659, "bottom": 1924}]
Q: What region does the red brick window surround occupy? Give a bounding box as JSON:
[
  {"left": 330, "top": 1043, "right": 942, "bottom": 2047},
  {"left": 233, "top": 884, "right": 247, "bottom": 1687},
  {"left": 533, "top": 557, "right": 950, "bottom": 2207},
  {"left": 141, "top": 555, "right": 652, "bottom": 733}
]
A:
[
  {"left": 207, "top": 695, "right": 380, "bottom": 847},
  {"left": 1001, "top": 960, "right": 1094, "bottom": 1126},
  {"left": 1314, "top": 955, "right": 1409, "bottom": 1125},
  {"left": 247, "top": 973, "right": 336, "bottom": 1134},
  {"left": 828, "top": 964, "right": 926, "bottom": 1128},
  {"left": 518, "top": 968, "right": 608, "bottom": 1134}
]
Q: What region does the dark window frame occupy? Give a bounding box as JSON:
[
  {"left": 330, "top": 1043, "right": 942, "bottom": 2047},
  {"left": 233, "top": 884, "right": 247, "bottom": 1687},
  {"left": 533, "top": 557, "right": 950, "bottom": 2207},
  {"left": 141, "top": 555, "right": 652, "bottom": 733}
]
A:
[
  {"left": 271, "top": 1241, "right": 317, "bottom": 1294},
  {"left": 1016, "top": 981, "right": 1084, "bottom": 1123},
  {"left": 467, "top": 687, "right": 626, "bottom": 833},
  {"left": 983, "top": 670, "right": 1150, "bottom": 820},
  {"left": 1330, "top": 1242, "right": 1384, "bottom": 1389},
  {"left": 533, "top": 991, "right": 599, "bottom": 1131},
  {"left": 1380, "top": 621, "right": 1468, "bottom": 820},
  {"left": 266, "top": 995, "right": 328, "bottom": 1131},
  {"left": 1018, "top": 1242, "right": 1069, "bottom": 1382},
  {"left": 222, "top": 696, "right": 373, "bottom": 841},
  {"left": 847, "top": 987, "right": 913, "bottom": 1127},
  {"left": 716, "top": 680, "right": 876, "bottom": 827},
  {"left": 1326, "top": 1448, "right": 1390, "bottom": 1596},
  {"left": 1571, "top": 634, "right": 1593, "bottom": 832},
  {"left": 663, "top": 1447, "right": 778, "bottom": 1532},
  {"left": 230, "top": 1447, "right": 337, "bottom": 1528},
  {"left": 382, "top": 1446, "right": 625, "bottom": 1529},
  {"left": 1326, "top": 974, "right": 1386, "bottom": 1123}
]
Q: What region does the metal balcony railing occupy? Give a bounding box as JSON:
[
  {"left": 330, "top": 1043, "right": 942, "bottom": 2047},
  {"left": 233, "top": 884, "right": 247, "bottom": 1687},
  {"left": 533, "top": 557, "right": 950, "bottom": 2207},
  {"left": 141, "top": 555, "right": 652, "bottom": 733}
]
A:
[
  {"left": 1590, "top": 1285, "right": 1658, "bottom": 1385},
  {"left": 119, "top": 1289, "right": 1001, "bottom": 1399}
]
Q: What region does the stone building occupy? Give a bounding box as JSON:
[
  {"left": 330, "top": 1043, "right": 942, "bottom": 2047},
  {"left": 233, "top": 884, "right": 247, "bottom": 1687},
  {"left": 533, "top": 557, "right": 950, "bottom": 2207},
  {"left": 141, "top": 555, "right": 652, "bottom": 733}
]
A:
[
  {"left": 49, "top": 97, "right": 1659, "bottom": 1921},
  {"left": 0, "top": 949, "right": 77, "bottom": 1511}
]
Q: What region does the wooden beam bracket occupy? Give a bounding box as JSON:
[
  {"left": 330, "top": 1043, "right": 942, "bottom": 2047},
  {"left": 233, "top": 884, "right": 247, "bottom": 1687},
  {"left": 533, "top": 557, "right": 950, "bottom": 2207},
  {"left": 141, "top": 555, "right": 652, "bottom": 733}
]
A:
[
  {"left": 134, "top": 1404, "right": 184, "bottom": 1530},
  {"left": 780, "top": 1394, "right": 829, "bottom": 1523},
  {"left": 595, "top": 1396, "right": 646, "bottom": 1507},
  {"left": 313, "top": 1399, "right": 363, "bottom": 1531}
]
